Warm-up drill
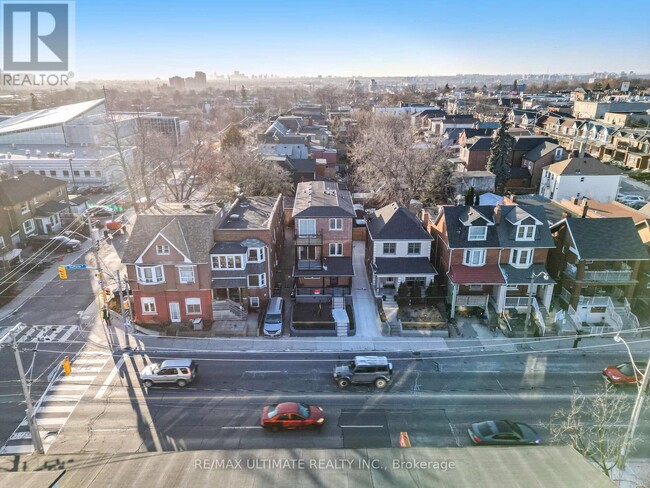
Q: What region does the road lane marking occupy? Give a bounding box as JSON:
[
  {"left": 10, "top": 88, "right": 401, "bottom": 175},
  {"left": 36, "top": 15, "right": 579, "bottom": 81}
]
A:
[
  {"left": 94, "top": 355, "right": 126, "bottom": 400},
  {"left": 463, "top": 371, "right": 500, "bottom": 373},
  {"left": 244, "top": 371, "right": 283, "bottom": 374},
  {"left": 340, "top": 425, "right": 384, "bottom": 428},
  {"left": 221, "top": 426, "right": 261, "bottom": 429}
]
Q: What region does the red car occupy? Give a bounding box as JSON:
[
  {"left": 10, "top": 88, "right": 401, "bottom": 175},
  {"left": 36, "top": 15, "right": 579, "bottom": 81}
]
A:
[
  {"left": 603, "top": 362, "right": 647, "bottom": 385},
  {"left": 105, "top": 220, "right": 124, "bottom": 231},
  {"left": 261, "top": 402, "right": 325, "bottom": 431}
]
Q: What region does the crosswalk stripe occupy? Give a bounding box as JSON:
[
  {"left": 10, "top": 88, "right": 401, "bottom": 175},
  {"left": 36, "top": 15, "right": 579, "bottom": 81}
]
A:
[
  {"left": 56, "top": 374, "right": 97, "bottom": 382},
  {"left": 0, "top": 445, "right": 36, "bottom": 455},
  {"left": 21, "top": 417, "right": 68, "bottom": 427},
  {"left": 48, "top": 384, "right": 88, "bottom": 391},
  {"left": 42, "top": 395, "right": 83, "bottom": 402},
  {"left": 72, "top": 358, "right": 107, "bottom": 365},
  {"left": 36, "top": 405, "right": 75, "bottom": 414}
]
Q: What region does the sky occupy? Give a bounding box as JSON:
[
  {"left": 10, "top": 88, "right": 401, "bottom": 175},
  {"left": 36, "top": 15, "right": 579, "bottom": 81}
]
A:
[{"left": 71, "top": 0, "right": 650, "bottom": 80}]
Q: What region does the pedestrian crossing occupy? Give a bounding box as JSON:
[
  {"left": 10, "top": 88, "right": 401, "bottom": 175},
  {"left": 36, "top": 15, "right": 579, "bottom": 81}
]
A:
[
  {"left": 0, "top": 350, "right": 111, "bottom": 456},
  {"left": 1, "top": 324, "right": 82, "bottom": 344}
]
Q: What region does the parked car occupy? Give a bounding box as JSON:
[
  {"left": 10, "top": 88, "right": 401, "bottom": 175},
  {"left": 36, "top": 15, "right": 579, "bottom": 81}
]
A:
[
  {"left": 83, "top": 205, "right": 115, "bottom": 218},
  {"left": 28, "top": 235, "right": 81, "bottom": 253},
  {"left": 603, "top": 362, "right": 647, "bottom": 386},
  {"left": 617, "top": 194, "right": 646, "bottom": 205},
  {"left": 333, "top": 355, "right": 393, "bottom": 389},
  {"left": 261, "top": 402, "right": 324, "bottom": 431},
  {"left": 468, "top": 420, "right": 541, "bottom": 445},
  {"left": 89, "top": 186, "right": 103, "bottom": 194},
  {"left": 140, "top": 359, "right": 198, "bottom": 388},
  {"left": 105, "top": 220, "right": 124, "bottom": 231},
  {"left": 263, "top": 297, "right": 284, "bottom": 338},
  {"left": 76, "top": 186, "right": 92, "bottom": 195}
]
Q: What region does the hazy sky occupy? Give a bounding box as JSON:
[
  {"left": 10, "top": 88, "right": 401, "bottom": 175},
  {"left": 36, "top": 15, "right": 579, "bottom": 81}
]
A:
[{"left": 74, "top": 0, "right": 650, "bottom": 79}]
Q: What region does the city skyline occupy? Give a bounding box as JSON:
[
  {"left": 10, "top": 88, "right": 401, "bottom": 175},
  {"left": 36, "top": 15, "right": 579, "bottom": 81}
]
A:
[{"left": 75, "top": 0, "right": 650, "bottom": 80}]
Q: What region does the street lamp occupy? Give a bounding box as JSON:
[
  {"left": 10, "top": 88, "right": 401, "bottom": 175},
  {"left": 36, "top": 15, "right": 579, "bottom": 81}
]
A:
[
  {"left": 524, "top": 271, "right": 549, "bottom": 338},
  {"left": 615, "top": 333, "right": 650, "bottom": 470}
]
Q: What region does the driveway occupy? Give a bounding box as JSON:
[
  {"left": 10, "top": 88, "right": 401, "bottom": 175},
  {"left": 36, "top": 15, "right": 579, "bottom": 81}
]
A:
[{"left": 351, "top": 241, "right": 382, "bottom": 337}]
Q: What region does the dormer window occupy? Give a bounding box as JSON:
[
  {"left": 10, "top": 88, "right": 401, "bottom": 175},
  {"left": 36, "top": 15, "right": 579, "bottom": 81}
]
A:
[
  {"left": 516, "top": 225, "right": 536, "bottom": 241},
  {"left": 468, "top": 226, "right": 487, "bottom": 241},
  {"left": 247, "top": 247, "right": 265, "bottom": 263}
]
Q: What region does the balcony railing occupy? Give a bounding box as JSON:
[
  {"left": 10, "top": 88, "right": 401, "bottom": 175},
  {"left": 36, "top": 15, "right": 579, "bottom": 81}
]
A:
[
  {"left": 297, "top": 259, "right": 322, "bottom": 270},
  {"left": 566, "top": 263, "right": 633, "bottom": 282},
  {"left": 295, "top": 234, "right": 322, "bottom": 245},
  {"left": 560, "top": 287, "right": 572, "bottom": 303},
  {"left": 577, "top": 296, "right": 611, "bottom": 307}
]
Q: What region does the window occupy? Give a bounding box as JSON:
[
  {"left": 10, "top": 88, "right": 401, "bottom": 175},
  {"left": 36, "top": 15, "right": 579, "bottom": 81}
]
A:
[
  {"left": 329, "top": 218, "right": 343, "bottom": 230},
  {"left": 156, "top": 245, "right": 170, "bottom": 255},
  {"left": 84, "top": 170, "right": 91, "bottom": 177},
  {"left": 469, "top": 285, "right": 483, "bottom": 291},
  {"left": 468, "top": 226, "right": 487, "bottom": 241},
  {"left": 329, "top": 243, "right": 343, "bottom": 256},
  {"left": 39, "top": 170, "right": 45, "bottom": 175},
  {"left": 62, "top": 170, "right": 69, "bottom": 177},
  {"left": 247, "top": 247, "right": 265, "bottom": 262},
  {"left": 580, "top": 177, "right": 585, "bottom": 182},
  {"left": 463, "top": 249, "right": 486, "bottom": 266},
  {"left": 73, "top": 170, "right": 80, "bottom": 176},
  {"left": 185, "top": 298, "right": 201, "bottom": 315},
  {"left": 95, "top": 171, "right": 102, "bottom": 177},
  {"left": 141, "top": 297, "right": 157, "bottom": 314},
  {"left": 407, "top": 242, "right": 421, "bottom": 255},
  {"left": 22, "top": 219, "right": 35, "bottom": 235},
  {"left": 510, "top": 248, "right": 532, "bottom": 268},
  {"left": 211, "top": 255, "right": 244, "bottom": 269},
  {"left": 247, "top": 273, "right": 266, "bottom": 288},
  {"left": 383, "top": 242, "right": 396, "bottom": 255},
  {"left": 516, "top": 225, "right": 536, "bottom": 241},
  {"left": 50, "top": 170, "right": 57, "bottom": 177},
  {"left": 250, "top": 297, "right": 260, "bottom": 308},
  {"left": 16, "top": 170, "right": 23, "bottom": 175},
  {"left": 136, "top": 265, "right": 165, "bottom": 284},
  {"left": 298, "top": 219, "right": 316, "bottom": 236},
  {"left": 20, "top": 201, "right": 29, "bottom": 214},
  {"left": 178, "top": 266, "right": 195, "bottom": 284}
]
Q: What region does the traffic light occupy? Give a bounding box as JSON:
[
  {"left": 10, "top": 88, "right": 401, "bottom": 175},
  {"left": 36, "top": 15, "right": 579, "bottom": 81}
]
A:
[
  {"left": 58, "top": 266, "right": 67, "bottom": 280},
  {"left": 62, "top": 356, "right": 71, "bottom": 376}
]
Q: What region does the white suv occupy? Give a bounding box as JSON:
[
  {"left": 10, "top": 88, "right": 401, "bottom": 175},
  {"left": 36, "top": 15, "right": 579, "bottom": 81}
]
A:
[{"left": 140, "top": 359, "right": 198, "bottom": 388}]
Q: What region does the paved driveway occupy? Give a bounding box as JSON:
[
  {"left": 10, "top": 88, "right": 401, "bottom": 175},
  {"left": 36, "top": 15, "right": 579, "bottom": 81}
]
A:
[{"left": 351, "top": 241, "right": 382, "bottom": 337}]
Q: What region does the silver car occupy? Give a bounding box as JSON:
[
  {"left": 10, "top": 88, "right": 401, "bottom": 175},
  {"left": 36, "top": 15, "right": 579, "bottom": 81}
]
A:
[
  {"left": 334, "top": 356, "right": 393, "bottom": 389},
  {"left": 140, "top": 359, "right": 198, "bottom": 388}
]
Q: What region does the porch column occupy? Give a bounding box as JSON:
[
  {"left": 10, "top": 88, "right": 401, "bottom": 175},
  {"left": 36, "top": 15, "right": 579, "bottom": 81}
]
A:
[
  {"left": 497, "top": 285, "right": 507, "bottom": 313},
  {"left": 450, "top": 283, "right": 458, "bottom": 319},
  {"left": 543, "top": 283, "right": 554, "bottom": 309}
]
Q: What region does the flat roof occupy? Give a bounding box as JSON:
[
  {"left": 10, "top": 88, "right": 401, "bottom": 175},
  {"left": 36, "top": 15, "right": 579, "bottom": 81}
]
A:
[
  {"left": 218, "top": 196, "right": 279, "bottom": 230},
  {"left": 0, "top": 99, "right": 105, "bottom": 135},
  {"left": 0, "top": 447, "right": 615, "bottom": 488}
]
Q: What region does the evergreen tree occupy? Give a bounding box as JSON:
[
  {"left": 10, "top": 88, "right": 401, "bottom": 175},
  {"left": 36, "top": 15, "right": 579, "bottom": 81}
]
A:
[
  {"left": 513, "top": 79, "right": 518, "bottom": 93},
  {"left": 486, "top": 113, "right": 514, "bottom": 193},
  {"left": 220, "top": 125, "right": 245, "bottom": 148},
  {"left": 464, "top": 187, "right": 475, "bottom": 205},
  {"left": 474, "top": 192, "right": 480, "bottom": 206},
  {"left": 444, "top": 83, "right": 451, "bottom": 93},
  {"left": 240, "top": 85, "right": 247, "bottom": 101}
]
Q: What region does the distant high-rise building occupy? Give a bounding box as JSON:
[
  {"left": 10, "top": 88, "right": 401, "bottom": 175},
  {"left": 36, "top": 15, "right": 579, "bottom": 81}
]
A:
[
  {"left": 169, "top": 76, "right": 185, "bottom": 90},
  {"left": 194, "top": 71, "right": 207, "bottom": 86}
]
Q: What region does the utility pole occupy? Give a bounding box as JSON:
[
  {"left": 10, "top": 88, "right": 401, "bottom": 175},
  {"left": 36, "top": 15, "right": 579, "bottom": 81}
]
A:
[
  {"left": 88, "top": 219, "right": 107, "bottom": 311},
  {"left": 116, "top": 269, "right": 128, "bottom": 332},
  {"left": 619, "top": 350, "right": 650, "bottom": 470},
  {"left": 1, "top": 324, "right": 45, "bottom": 454}
]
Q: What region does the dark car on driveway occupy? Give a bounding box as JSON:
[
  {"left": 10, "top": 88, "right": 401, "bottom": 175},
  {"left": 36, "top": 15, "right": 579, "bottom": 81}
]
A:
[
  {"left": 28, "top": 235, "right": 81, "bottom": 253},
  {"left": 603, "top": 362, "right": 647, "bottom": 386},
  {"left": 261, "top": 402, "right": 324, "bottom": 431},
  {"left": 468, "top": 420, "right": 541, "bottom": 445}
]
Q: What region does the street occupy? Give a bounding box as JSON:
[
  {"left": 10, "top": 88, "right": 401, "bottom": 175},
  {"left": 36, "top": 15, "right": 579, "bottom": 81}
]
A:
[{"left": 3, "top": 344, "right": 646, "bottom": 459}]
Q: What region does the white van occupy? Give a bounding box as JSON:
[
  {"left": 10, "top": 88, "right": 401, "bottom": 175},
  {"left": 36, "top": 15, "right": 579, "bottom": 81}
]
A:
[{"left": 263, "top": 297, "right": 284, "bottom": 338}]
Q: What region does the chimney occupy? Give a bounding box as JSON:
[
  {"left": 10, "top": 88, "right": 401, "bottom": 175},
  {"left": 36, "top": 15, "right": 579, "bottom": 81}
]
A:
[
  {"left": 581, "top": 200, "right": 589, "bottom": 218},
  {"left": 578, "top": 141, "right": 586, "bottom": 158},
  {"left": 571, "top": 197, "right": 579, "bottom": 205},
  {"left": 494, "top": 204, "right": 502, "bottom": 224}
]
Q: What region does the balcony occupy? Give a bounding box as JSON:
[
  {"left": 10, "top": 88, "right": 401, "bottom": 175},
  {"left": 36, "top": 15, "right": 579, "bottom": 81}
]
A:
[
  {"left": 297, "top": 259, "right": 322, "bottom": 271},
  {"left": 295, "top": 234, "right": 322, "bottom": 246},
  {"left": 565, "top": 263, "right": 633, "bottom": 282}
]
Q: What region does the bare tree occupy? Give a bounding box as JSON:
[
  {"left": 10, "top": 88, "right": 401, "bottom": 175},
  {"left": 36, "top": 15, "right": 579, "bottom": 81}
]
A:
[
  {"left": 549, "top": 383, "right": 633, "bottom": 479},
  {"left": 208, "top": 147, "right": 293, "bottom": 198},
  {"left": 349, "top": 113, "right": 454, "bottom": 206}
]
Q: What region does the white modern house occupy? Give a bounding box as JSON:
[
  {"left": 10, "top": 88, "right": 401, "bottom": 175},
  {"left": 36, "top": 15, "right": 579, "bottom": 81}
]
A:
[
  {"left": 538, "top": 156, "right": 623, "bottom": 203},
  {"left": 366, "top": 203, "right": 437, "bottom": 297}
]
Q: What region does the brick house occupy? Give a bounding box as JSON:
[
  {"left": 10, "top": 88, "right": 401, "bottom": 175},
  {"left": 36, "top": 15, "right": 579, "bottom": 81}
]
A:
[
  {"left": 292, "top": 181, "right": 354, "bottom": 300},
  {"left": 421, "top": 203, "right": 556, "bottom": 333},
  {"left": 548, "top": 217, "right": 646, "bottom": 331},
  {"left": 366, "top": 203, "right": 437, "bottom": 297},
  {"left": 122, "top": 203, "right": 219, "bottom": 324},
  {"left": 210, "top": 195, "right": 284, "bottom": 316},
  {"left": 0, "top": 173, "right": 69, "bottom": 274},
  {"left": 521, "top": 141, "right": 565, "bottom": 188}
]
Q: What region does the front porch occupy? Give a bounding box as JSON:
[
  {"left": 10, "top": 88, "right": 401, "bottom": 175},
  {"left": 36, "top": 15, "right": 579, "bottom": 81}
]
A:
[{"left": 558, "top": 290, "right": 640, "bottom": 333}]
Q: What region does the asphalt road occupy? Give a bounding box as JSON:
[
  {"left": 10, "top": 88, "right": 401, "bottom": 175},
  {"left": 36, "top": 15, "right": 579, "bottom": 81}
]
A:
[{"left": 26, "top": 348, "right": 650, "bottom": 459}]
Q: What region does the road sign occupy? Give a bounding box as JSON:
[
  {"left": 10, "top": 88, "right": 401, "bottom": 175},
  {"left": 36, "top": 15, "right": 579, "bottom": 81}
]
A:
[
  {"left": 65, "top": 264, "right": 87, "bottom": 270},
  {"left": 57, "top": 266, "right": 67, "bottom": 280}
]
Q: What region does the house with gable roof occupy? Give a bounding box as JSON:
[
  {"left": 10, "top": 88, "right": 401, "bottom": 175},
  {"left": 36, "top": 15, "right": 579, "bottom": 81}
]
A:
[
  {"left": 366, "top": 203, "right": 437, "bottom": 298},
  {"left": 421, "top": 203, "right": 556, "bottom": 334}
]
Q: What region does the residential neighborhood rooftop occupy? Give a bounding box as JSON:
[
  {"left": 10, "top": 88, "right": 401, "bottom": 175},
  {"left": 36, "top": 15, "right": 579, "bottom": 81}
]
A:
[
  {"left": 219, "top": 196, "right": 280, "bottom": 230},
  {"left": 292, "top": 181, "right": 354, "bottom": 218},
  {"left": 0, "top": 173, "right": 66, "bottom": 206},
  {"left": 545, "top": 156, "right": 623, "bottom": 176}
]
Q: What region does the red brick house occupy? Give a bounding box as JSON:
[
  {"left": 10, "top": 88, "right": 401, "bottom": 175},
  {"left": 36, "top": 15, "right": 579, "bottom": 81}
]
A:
[
  {"left": 292, "top": 180, "right": 355, "bottom": 300},
  {"left": 421, "top": 203, "right": 556, "bottom": 334},
  {"left": 122, "top": 202, "right": 218, "bottom": 324}
]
